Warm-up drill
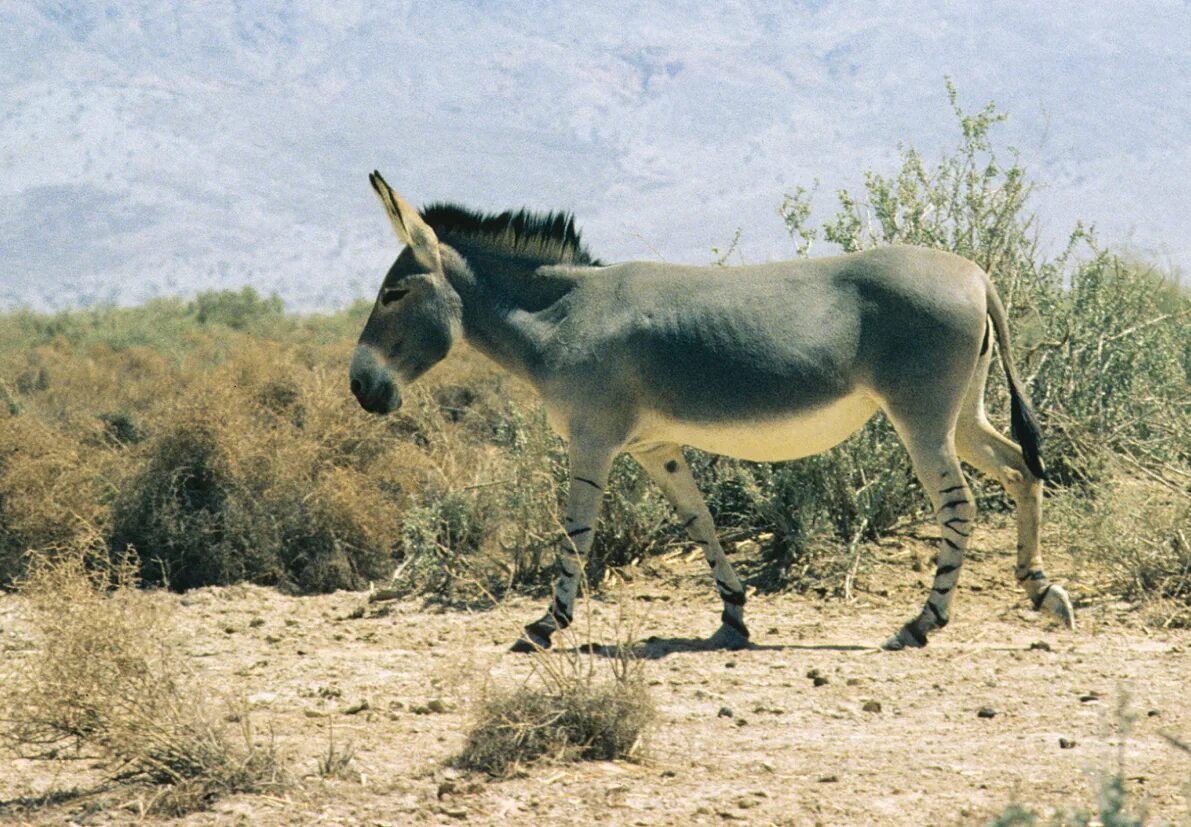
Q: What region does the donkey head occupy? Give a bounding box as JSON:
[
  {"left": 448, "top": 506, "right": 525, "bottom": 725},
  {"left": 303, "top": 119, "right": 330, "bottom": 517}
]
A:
[{"left": 351, "top": 172, "right": 463, "bottom": 414}]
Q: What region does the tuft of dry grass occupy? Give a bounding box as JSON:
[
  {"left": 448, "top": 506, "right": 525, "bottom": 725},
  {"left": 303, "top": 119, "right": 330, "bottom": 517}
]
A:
[
  {"left": 458, "top": 674, "right": 653, "bottom": 777},
  {"left": 457, "top": 604, "right": 654, "bottom": 777},
  {"left": 0, "top": 541, "right": 286, "bottom": 814},
  {"left": 1054, "top": 474, "right": 1191, "bottom": 627}
]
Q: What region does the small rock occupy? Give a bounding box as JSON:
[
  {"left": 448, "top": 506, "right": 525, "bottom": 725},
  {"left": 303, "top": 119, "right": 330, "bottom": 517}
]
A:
[
  {"left": 724, "top": 661, "right": 736, "bottom": 669},
  {"left": 342, "top": 700, "right": 370, "bottom": 715},
  {"left": 736, "top": 797, "right": 759, "bottom": 809},
  {"left": 248, "top": 617, "right": 265, "bottom": 628},
  {"left": 440, "top": 805, "right": 468, "bottom": 819},
  {"left": 813, "top": 675, "right": 829, "bottom": 687},
  {"left": 437, "top": 780, "right": 457, "bottom": 799},
  {"left": 1147, "top": 709, "right": 1161, "bottom": 717},
  {"left": 977, "top": 707, "right": 997, "bottom": 719},
  {"left": 717, "top": 706, "right": 734, "bottom": 718},
  {"left": 862, "top": 700, "right": 882, "bottom": 713},
  {"left": 426, "top": 699, "right": 454, "bottom": 714},
  {"left": 1059, "top": 738, "right": 1076, "bottom": 749},
  {"left": 1078, "top": 694, "right": 1099, "bottom": 703},
  {"left": 806, "top": 668, "right": 822, "bottom": 679},
  {"left": 734, "top": 718, "right": 748, "bottom": 727},
  {"left": 1028, "top": 641, "right": 1052, "bottom": 652},
  {"left": 818, "top": 774, "right": 839, "bottom": 783},
  {"left": 846, "top": 677, "right": 862, "bottom": 687}
]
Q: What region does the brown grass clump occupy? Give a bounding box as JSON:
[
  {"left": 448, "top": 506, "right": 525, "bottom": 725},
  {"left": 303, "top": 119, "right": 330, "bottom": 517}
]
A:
[
  {"left": 0, "top": 542, "right": 285, "bottom": 813},
  {"left": 0, "top": 416, "right": 114, "bottom": 584},
  {"left": 1056, "top": 474, "right": 1191, "bottom": 628},
  {"left": 457, "top": 640, "right": 653, "bottom": 777}
]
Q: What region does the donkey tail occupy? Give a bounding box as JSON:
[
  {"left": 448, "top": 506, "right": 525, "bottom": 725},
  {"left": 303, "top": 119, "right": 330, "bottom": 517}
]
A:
[{"left": 985, "top": 279, "right": 1046, "bottom": 480}]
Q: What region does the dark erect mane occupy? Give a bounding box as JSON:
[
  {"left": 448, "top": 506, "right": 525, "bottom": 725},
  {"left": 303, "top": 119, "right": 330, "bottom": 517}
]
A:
[{"left": 421, "top": 203, "right": 600, "bottom": 266}]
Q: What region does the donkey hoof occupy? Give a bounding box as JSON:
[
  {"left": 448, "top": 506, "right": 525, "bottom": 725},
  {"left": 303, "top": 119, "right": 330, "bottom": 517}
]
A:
[
  {"left": 1039, "top": 584, "right": 1076, "bottom": 630},
  {"left": 510, "top": 626, "right": 552, "bottom": 653},
  {"left": 707, "top": 624, "right": 750, "bottom": 651},
  {"left": 882, "top": 624, "right": 928, "bottom": 651}
]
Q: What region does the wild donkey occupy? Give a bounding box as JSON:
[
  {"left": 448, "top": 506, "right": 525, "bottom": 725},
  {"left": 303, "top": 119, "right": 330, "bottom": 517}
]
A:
[{"left": 351, "top": 172, "right": 1074, "bottom": 652}]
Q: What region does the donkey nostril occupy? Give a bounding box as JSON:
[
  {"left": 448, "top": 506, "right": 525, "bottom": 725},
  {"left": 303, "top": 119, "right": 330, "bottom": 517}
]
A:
[{"left": 350, "top": 378, "right": 363, "bottom": 397}]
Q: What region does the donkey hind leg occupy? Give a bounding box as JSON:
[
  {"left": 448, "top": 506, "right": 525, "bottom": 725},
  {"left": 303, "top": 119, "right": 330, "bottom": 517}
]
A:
[
  {"left": 633, "top": 443, "right": 750, "bottom": 649},
  {"left": 511, "top": 441, "right": 614, "bottom": 653},
  {"left": 883, "top": 432, "right": 977, "bottom": 651},
  {"left": 956, "top": 417, "right": 1074, "bottom": 629}
]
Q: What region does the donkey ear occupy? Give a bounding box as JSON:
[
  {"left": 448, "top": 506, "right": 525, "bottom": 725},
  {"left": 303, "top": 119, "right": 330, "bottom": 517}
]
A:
[{"left": 369, "top": 171, "right": 442, "bottom": 272}]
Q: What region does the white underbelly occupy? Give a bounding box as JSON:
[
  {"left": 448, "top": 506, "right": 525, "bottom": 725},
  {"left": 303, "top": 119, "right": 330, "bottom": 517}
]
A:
[{"left": 629, "top": 391, "right": 880, "bottom": 462}]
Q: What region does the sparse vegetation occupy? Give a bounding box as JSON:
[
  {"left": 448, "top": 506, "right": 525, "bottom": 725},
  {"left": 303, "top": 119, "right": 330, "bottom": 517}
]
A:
[{"left": 0, "top": 542, "right": 286, "bottom": 814}]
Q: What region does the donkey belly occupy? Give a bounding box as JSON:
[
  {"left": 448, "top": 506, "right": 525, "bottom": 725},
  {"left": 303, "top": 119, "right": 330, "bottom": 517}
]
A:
[{"left": 632, "top": 390, "right": 880, "bottom": 462}]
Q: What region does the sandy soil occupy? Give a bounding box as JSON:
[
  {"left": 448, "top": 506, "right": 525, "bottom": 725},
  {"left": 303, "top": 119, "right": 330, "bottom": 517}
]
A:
[{"left": 2, "top": 522, "right": 1189, "bottom": 826}]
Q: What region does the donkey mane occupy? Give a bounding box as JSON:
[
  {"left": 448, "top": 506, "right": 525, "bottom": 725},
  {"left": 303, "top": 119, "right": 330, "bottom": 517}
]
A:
[{"left": 421, "top": 203, "right": 601, "bottom": 266}]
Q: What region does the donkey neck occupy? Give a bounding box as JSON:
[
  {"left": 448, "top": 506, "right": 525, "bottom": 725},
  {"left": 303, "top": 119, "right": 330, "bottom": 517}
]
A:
[{"left": 442, "top": 243, "right": 577, "bottom": 379}]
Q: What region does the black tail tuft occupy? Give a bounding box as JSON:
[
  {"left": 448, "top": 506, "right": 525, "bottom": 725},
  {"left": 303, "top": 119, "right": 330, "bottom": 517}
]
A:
[{"left": 1009, "top": 387, "right": 1046, "bottom": 481}]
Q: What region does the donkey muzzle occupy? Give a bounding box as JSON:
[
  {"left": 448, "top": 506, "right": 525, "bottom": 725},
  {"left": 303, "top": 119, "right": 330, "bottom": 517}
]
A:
[
  {"left": 351, "top": 372, "right": 401, "bottom": 414},
  {"left": 349, "top": 346, "right": 402, "bottom": 414}
]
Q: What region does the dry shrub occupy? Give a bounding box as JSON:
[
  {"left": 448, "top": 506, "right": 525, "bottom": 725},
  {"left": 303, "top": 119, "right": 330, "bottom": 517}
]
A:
[
  {"left": 0, "top": 542, "right": 285, "bottom": 813},
  {"left": 111, "top": 364, "right": 400, "bottom": 593},
  {"left": 0, "top": 416, "right": 113, "bottom": 584},
  {"left": 457, "top": 639, "right": 653, "bottom": 777},
  {"left": 1055, "top": 474, "right": 1191, "bottom": 627}
]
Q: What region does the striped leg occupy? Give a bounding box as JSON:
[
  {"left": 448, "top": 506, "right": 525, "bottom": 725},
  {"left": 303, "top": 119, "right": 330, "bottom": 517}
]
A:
[
  {"left": 511, "top": 441, "right": 613, "bottom": 652},
  {"left": 633, "top": 443, "right": 750, "bottom": 649},
  {"left": 884, "top": 438, "right": 976, "bottom": 650},
  {"left": 956, "top": 418, "right": 1074, "bottom": 628}
]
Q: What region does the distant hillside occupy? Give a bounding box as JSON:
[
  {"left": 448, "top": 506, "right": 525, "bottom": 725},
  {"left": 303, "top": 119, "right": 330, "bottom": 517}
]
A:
[{"left": 2, "top": 1, "right": 1187, "bottom": 309}]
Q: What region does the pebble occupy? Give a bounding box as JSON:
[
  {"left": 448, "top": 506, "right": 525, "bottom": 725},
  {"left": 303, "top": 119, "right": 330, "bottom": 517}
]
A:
[
  {"left": 718, "top": 706, "right": 734, "bottom": 718},
  {"left": 1059, "top": 738, "right": 1076, "bottom": 749},
  {"left": 977, "top": 707, "right": 997, "bottom": 718},
  {"left": 1028, "top": 641, "right": 1052, "bottom": 652},
  {"left": 862, "top": 700, "right": 882, "bottom": 713}
]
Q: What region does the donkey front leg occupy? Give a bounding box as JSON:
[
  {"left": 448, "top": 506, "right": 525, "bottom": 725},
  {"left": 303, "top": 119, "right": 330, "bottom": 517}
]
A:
[
  {"left": 633, "top": 443, "right": 750, "bottom": 649},
  {"left": 511, "top": 440, "right": 614, "bottom": 652}
]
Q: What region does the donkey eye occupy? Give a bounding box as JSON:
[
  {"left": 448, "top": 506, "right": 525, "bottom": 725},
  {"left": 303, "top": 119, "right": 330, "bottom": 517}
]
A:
[{"left": 381, "top": 286, "right": 410, "bottom": 306}]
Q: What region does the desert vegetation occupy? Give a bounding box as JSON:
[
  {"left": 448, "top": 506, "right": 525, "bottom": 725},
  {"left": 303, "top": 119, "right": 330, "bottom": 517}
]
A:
[{"left": 0, "top": 88, "right": 1188, "bottom": 821}]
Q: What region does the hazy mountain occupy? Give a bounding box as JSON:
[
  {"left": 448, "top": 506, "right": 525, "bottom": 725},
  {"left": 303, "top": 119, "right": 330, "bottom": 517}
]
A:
[{"left": 2, "top": 1, "right": 1188, "bottom": 309}]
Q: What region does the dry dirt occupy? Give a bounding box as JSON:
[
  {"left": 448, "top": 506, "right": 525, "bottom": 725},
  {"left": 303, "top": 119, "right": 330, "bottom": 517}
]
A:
[{"left": 2, "top": 522, "right": 1189, "bottom": 826}]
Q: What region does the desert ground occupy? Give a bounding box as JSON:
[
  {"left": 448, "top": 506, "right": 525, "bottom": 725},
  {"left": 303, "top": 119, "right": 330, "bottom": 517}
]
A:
[{"left": 1, "top": 521, "right": 1188, "bottom": 826}]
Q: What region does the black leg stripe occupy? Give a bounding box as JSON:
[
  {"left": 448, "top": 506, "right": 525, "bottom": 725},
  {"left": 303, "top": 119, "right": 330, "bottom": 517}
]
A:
[
  {"left": 944, "top": 517, "right": 971, "bottom": 526},
  {"left": 943, "top": 537, "right": 960, "bottom": 550},
  {"left": 681, "top": 515, "right": 698, "bottom": 530},
  {"left": 939, "top": 498, "right": 970, "bottom": 512},
  {"left": 926, "top": 600, "right": 948, "bottom": 628},
  {"left": 938, "top": 485, "right": 966, "bottom": 495},
  {"left": 566, "top": 525, "right": 591, "bottom": 537},
  {"left": 1018, "top": 569, "right": 1046, "bottom": 582},
  {"left": 904, "top": 620, "right": 929, "bottom": 646},
  {"left": 932, "top": 585, "right": 951, "bottom": 595},
  {"left": 944, "top": 525, "right": 971, "bottom": 538},
  {"left": 573, "top": 476, "right": 603, "bottom": 491},
  {"left": 935, "top": 564, "right": 959, "bottom": 576},
  {"left": 719, "top": 588, "right": 746, "bottom": 606},
  {"left": 1032, "top": 583, "right": 1053, "bottom": 610}
]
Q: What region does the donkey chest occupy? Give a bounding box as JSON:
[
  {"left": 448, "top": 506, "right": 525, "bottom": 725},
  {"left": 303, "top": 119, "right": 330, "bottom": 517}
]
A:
[{"left": 629, "top": 390, "right": 880, "bottom": 462}]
